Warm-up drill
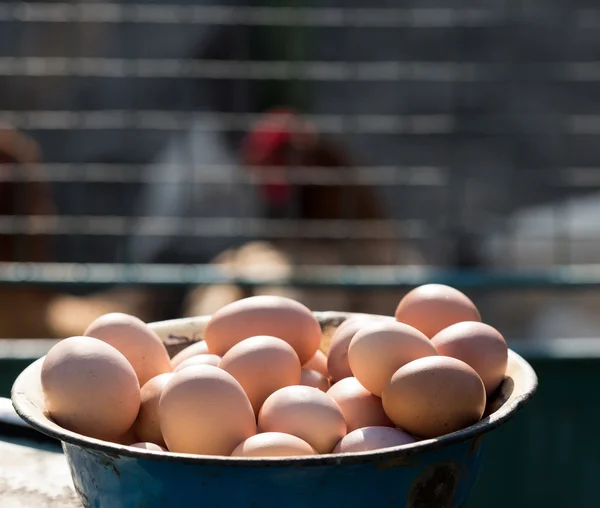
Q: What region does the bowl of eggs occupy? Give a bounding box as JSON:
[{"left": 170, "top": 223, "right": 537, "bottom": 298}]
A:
[{"left": 11, "top": 284, "right": 537, "bottom": 508}]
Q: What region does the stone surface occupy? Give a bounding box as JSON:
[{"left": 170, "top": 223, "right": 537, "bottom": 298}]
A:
[{"left": 0, "top": 437, "right": 79, "bottom": 508}]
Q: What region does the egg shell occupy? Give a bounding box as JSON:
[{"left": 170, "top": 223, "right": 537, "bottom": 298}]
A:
[
  {"left": 300, "top": 369, "right": 330, "bottom": 392},
  {"left": 327, "top": 316, "right": 380, "bottom": 383},
  {"left": 130, "top": 442, "right": 166, "bottom": 452},
  {"left": 231, "top": 432, "right": 317, "bottom": 458},
  {"left": 394, "top": 284, "right": 481, "bottom": 338},
  {"left": 174, "top": 354, "right": 222, "bottom": 372},
  {"left": 382, "top": 356, "right": 486, "bottom": 439},
  {"left": 333, "top": 426, "right": 416, "bottom": 454},
  {"left": 84, "top": 313, "right": 172, "bottom": 386},
  {"left": 431, "top": 321, "right": 508, "bottom": 395},
  {"left": 219, "top": 336, "right": 302, "bottom": 414},
  {"left": 327, "top": 377, "right": 393, "bottom": 432},
  {"left": 204, "top": 295, "right": 321, "bottom": 364},
  {"left": 348, "top": 321, "right": 438, "bottom": 396},
  {"left": 170, "top": 341, "right": 210, "bottom": 369},
  {"left": 302, "top": 349, "right": 328, "bottom": 377},
  {"left": 41, "top": 336, "right": 140, "bottom": 441},
  {"left": 133, "top": 373, "right": 173, "bottom": 446},
  {"left": 115, "top": 426, "right": 140, "bottom": 446},
  {"left": 258, "top": 385, "right": 346, "bottom": 454},
  {"left": 159, "top": 365, "right": 256, "bottom": 456}
]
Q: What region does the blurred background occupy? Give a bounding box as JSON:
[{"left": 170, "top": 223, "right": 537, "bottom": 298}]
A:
[{"left": 0, "top": 0, "right": 599, "bottom": 506}]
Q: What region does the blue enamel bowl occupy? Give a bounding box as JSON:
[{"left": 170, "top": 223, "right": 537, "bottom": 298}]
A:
[{"left": 11, "top": 312, "right": 537, "bottom": 508}]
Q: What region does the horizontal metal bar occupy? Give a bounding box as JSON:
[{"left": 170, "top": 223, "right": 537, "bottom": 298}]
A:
[
  {"left": 0, "top": 110, "right": 458, "bottom": 134},
  {"left": 2, "top": 214, "right": 598, "bottom": 239},
  {"left": 0, "top": 4, "right": 502, "bottom": 27},
  {"left": 0, "top": 262, "right": 599, "bottom": 289},
  {"left": 0, "top": 164, "right": 449, "bottom": 187},
  {"left": 566, "top": 115, "right": 600, "bottom": 134},
  {"left": 562, "top": 167, "right": 600, "bottom": 187},
  {"left": 0, "top": 111, "right": 594, "bottom": 138},
  {"left": 0, "top": 109, "right": 593, "bottom": 135},
  {"left": 0, "top": 58, "right": 532, "bottom": 82},
  {"left": 4, "top": 164, "right": 600, "bottom": 189},
  {"left": 1, "top": 58, "right": 599, "bottom": 83},
  {"left": 0, "top": 216, "right": 426, "bottom": 239}
]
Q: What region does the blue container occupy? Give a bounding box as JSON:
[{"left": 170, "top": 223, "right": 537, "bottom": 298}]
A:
[{"left": 11, "top": 312, "right": 537, "bottom": 508}]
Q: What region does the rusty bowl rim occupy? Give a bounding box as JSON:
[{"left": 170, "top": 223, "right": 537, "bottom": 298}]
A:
[{"left": 11, "top": 311, "right": 538, "bottom": 468}]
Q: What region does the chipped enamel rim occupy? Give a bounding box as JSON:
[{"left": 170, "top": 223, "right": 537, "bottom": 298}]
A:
[{"left": 11, "top": 311, "right": 537, "bottom": 467}]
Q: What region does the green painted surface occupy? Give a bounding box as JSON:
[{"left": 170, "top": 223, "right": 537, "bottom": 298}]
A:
[
  {"left": 0, "top": 359, "right": 36, "bottom": 399},
  {"left": 466, "top": 357, "right": 598, "bottom": 508}
]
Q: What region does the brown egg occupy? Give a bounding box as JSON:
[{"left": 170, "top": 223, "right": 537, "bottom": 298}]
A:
[
  {"left": 159, "top": 365, "right": 256, "bottom": 455},
  {"left": 204, "top": 295, "right": 321, "bottom": 364},
  {"left": 258, "top": 386, "right": 346, "bottom": 454},
  {"left": 133, "top": 373, "right": 173, "bottom": 446},
  {"left": 219, "top": 336, "right": 301, "bottom": 414},
  {"left": 303, "top": 349, "right": 328, "bottom": 377},
  {"left": 231, "top": 432, "right": 317, "bottom": 457},
  {"left": 327, "top": 377, "right": 393, "bottom": 432},
  {"left": 170, "top": 341, "right": 211, "bottom": 369},
  {"left": 85, "top": 313, "right": 171, "bottom": 386},
  {"left": 130, "top": 442, "right": 166, "bottom": 452},
  {"left": 174, "top": 354, "right": 222, "bottom": 372},
  {"left": 382, "top": 356, "right": 486, "bottom": 439},
  {"left": 115, "top": 426, "right": 139, "bottom": 445},
  {"left": 333, "top": 426, "right": 416, "bottom": 454},
  {"left": 394, "top": 284, "right": 481, "bottom": 338},
  {"left": 348, "top": 321, "right": 438, "bottom": 396},
  {"left": 327, "top": 316, "right": 378, "bottom": 383},
  {"left": 431, "top": 321, "right": 508, "bottom": 395},
  {"left": 41, "top": 336, "right": 140, "bottom": 441},
  {"left": 300, "top": 369, "right": 330, "bottom": 392}
]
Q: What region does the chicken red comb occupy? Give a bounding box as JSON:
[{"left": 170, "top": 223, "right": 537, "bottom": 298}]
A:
[
  {"left": 241, "top": 107, "right": 303, "bottom": 206},
  {"left": 241, "top": 107, "right": 298, "bottom": 167}
]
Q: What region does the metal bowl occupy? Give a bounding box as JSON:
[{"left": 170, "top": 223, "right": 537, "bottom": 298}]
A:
[{"left": 11, "top": 312, "right": 538, "bottom": 508}]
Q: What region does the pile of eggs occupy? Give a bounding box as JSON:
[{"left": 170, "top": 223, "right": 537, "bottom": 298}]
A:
[{"left": 40, "top": 284, "right": 508, "bottom": 458}]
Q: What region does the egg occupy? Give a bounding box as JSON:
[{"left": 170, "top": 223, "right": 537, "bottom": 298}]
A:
[
  {"left": 159, "top": 365, "right": 256, "bottom": 455},
  {"left": 333, "top": 426, "right": 416, "bottom": 454},
  {"left": 231, "top": 432, "right": 317, "bottom": 457},
  {"left": 41, "top": 336, "right": 140, "bottom": 441},
  {"left": 170, "top": 341, "right": 210, "bottom": 369},
  {"left": 382, "top": 356, "right": 486, "bottom": 439},
  {"left": 258, "top": 386, "right": 346, "bottom": 454},
  {"left": 431, "top": 321, "right": 508, "bottom": 395},
  {"left": 130, "top": 442, "right": 166, "bottom": 452},
  {"left": 327, "top": 316, "right": 377, "bottom": 383},
  {"left": 84, "top": 313, "right": 171, "bottom": 386},
  {"left": 204, "top": 295, "right": 321, "bottom": 364},
  {"left": 115, "top": 426, "right": 139, "bottom": 446},
  {"left": 348, "top": 321, "right": 438, "bottom": 396},
  {"left": 219, "top": 336, "right": 301, "bottom": 414},
  {"left": 326, "top": 377, "right": 393, "bottom": 432},
  {"left": 174, "top": 354, "right": 222, "bottom": 372},
  {"left": 303, "top": 349, "right": 328, "bottom": 377},
  {"left": 300, "top": 369, "right": 330, "bottom": 392},
  {"left": 394, "top": 284, "right": 481, "bottom": 338},
  {"left": 133, "top": 373, "right": 173, "bottom": 446}
]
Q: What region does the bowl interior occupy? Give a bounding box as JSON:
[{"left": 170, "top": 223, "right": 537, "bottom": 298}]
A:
[{"left": 11, "top": 311, "right": 538, "bottom": 464}]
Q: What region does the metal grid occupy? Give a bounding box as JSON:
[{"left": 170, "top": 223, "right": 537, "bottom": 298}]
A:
[{"left": 2, "top": 1, "right": 600, "bottom": 289}]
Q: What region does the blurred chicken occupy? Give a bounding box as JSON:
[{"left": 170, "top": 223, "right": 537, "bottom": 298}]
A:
[
  {"left": 183, "top": 108, "right": 422, "bottom": 317},
  {"left": 48, "top": 108, "right": 422, "bottom": 338},
  {"left": 0, "top": 126, "right": 59, "bottom": 338}
]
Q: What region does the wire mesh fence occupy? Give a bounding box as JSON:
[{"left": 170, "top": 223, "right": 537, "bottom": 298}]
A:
[{"left": 2, "top": 1, "right": 600, "bottom": 339}]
